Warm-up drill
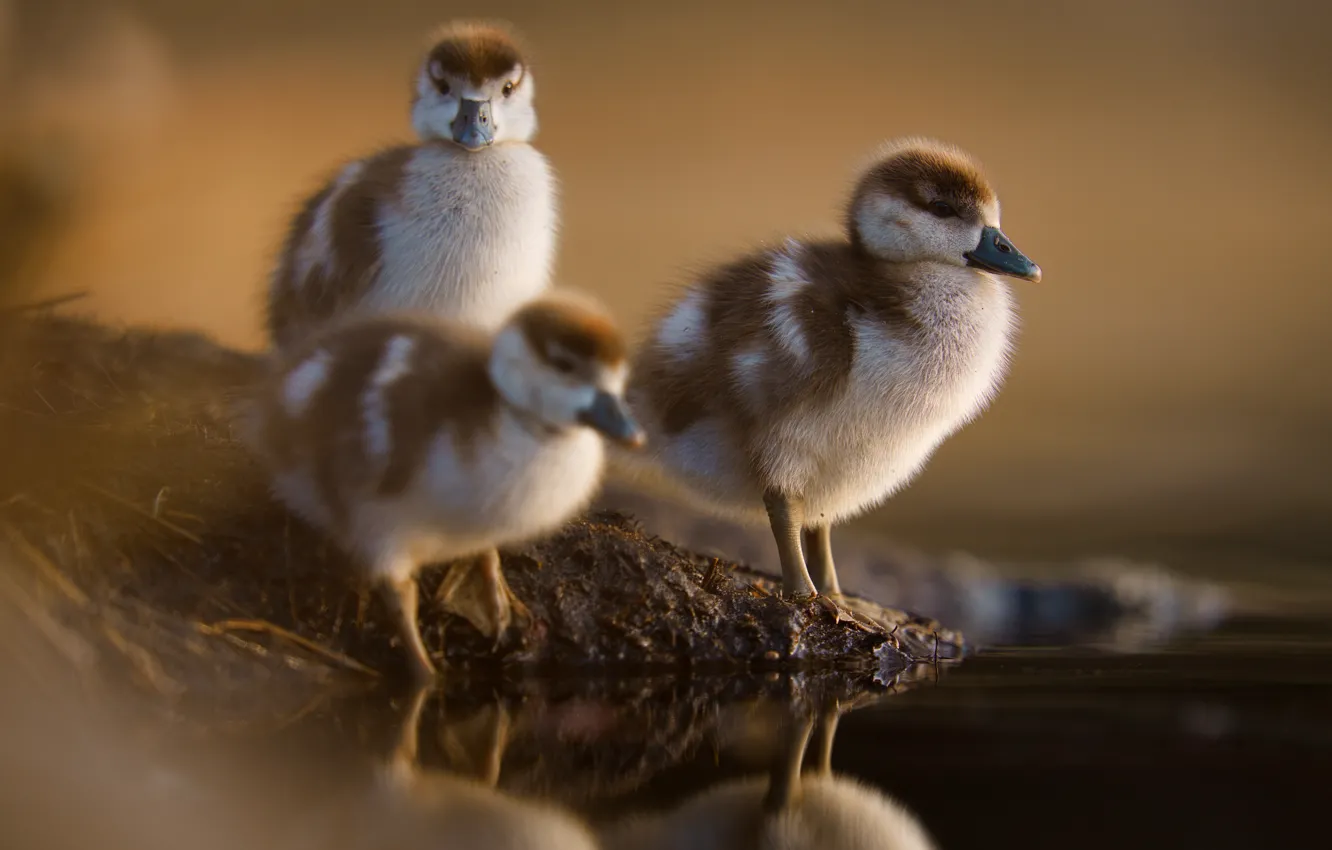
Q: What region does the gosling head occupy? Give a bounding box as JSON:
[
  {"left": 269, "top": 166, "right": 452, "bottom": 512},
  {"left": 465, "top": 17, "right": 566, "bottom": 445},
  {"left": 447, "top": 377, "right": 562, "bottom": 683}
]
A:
[
  {"left": 847, "top": 137, "right": 1041, "bottom": 283},
  {"left": 488, "top": 294, "right": 646, "bottom": 448},
  {"left": 411, "top": 21, "right": 537, "bottom": 150}
]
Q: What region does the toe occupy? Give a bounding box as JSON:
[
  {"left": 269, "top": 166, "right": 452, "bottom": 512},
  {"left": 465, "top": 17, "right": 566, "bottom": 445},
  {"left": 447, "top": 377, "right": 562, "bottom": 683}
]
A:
[
  {"left": 406, "top": 651, "right": 439, "bottom": 685},
  {"left": 438, "top": 565, "right": 507, "bottom": 642},
  {"left": 810, "top": 593, "right": 878, "bottom": 631},
  {"left": 506, "top": 588, "right": 533, "bottom": 627}
]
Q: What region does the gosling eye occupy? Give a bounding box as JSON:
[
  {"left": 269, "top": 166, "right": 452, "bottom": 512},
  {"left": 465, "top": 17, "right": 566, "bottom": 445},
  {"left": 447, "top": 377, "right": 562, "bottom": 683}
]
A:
[
  {"left": 928, "top": 200, "right": 958, "bottom": 219},
  {"left": 502, "top": 81, "right": 516, "bottom": 98},
  {"left": 548, "top": 354, "right": 578, "bottom": 375}
]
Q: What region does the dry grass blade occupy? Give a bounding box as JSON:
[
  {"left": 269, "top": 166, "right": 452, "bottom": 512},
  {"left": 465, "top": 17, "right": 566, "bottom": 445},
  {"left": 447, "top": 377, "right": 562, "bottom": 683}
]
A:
[
  {"left": 101, "top": 623, "right": 185, "bottom": 698},
  {"left": 2, "top": 520, "right": 90, "bottom": 607},
  {"left": 0, "top": 566, "right": 97, "bottom": 673},
  {"left": 80, "top": 482, "right": 205, "bottom": 545},
  {"left": 200, "top": 619, "right": 381, "bottom": 678}
]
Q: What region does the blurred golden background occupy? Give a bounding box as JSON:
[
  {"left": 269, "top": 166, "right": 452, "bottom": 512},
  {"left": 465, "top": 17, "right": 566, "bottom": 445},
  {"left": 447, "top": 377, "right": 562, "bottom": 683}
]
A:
[{"left": 4, "top": 0, "right": 1330, "bottom": 569}]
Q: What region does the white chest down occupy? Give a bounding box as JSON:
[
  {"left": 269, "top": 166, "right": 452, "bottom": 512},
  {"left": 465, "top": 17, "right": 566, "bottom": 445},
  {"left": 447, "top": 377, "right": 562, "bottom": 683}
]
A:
[
  {"left": 370, "top": 144, "right": 558, "bottom": 329},
  {"left": 763, "top": 294, "right": 1015, "bottom": 523},
  {"left": 356, "top": 420, "right": 605, "bottom": 569}
]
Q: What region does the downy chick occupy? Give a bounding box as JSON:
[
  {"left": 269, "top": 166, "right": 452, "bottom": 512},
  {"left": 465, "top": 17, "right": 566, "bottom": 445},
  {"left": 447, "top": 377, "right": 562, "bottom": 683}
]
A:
[
  {"left": 627, "top": 138, "right": 1041, "bottom": 605},
  {"left": 243, "top": 293, "right": 644, "bottom": 681},
  {"left": 266, "top": 20, "right": 557, "bottom": 349}
]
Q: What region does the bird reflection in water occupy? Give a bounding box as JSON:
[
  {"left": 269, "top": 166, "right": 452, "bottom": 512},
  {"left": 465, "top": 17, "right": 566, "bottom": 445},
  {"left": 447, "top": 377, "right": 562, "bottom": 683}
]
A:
[
  {"left": 346, "top": 682, "right": 941, "bottom": 850},
  {"left": 331, "top": 685, "right": 601, "bottom": 850},
  {"left": 602, "top": 700, "right": 938, "bottom": 850}
]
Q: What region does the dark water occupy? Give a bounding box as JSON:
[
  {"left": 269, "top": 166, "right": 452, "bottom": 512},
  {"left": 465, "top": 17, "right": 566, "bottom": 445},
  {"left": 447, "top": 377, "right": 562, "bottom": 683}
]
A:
[
  {"left": 810, "top": 617, "right": 1332, "bottom": 848},
  {"left": 249, "top": 612, "right": 1332, "bottom": 850},
  {"left": 564, "top": 616, "right": 1332, "bottom": 849}
]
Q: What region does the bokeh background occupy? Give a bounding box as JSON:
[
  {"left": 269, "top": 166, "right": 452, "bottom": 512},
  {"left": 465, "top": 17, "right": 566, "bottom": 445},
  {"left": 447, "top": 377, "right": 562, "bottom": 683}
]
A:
[{"left": 4, "top": 0, "right": 1330, "bottom": 576}]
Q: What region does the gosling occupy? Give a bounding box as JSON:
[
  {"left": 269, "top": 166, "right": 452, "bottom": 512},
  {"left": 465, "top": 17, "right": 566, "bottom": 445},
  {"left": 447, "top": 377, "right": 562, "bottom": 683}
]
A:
[
  {"left": 242, "top": 293, "right": 644, "bottom": 681},
  {"left": 266, "top": 20, "right": 557, "bottom": 349},
  {"left": 626, "top": 137, "right": 1041, "bottom": 606}
]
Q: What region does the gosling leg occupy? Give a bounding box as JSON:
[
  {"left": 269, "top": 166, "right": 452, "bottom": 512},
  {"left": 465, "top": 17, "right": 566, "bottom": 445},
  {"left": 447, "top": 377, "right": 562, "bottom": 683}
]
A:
[
  {"left": 763, "top": 489, "right": 817, "bottom": 599},
  {"left": 479, "top": 702, "right": 512, "bottom": 787},
  {"left": 383, "top": 573, "right": 437, "bottom": 684},
  {"left": 801, "top": 523, "right": 841, "bottom": 597},
  {"left": 764, "top": 712, "right": 815, "bottom": 812},
  {"left": 437, "top": 549, "right": 530, "bottom": 648},
  {"left": 381, "top": 683, "right": 432, "bottom": 791},
  {"left": 805, "top": 705, "right": 841, "bottom": 777},
  {"left": 390, "top": 685, "right": 431, "bottom": 772},
  {"left": 478, "top": 548, "right": 532, "bottom": 645}
]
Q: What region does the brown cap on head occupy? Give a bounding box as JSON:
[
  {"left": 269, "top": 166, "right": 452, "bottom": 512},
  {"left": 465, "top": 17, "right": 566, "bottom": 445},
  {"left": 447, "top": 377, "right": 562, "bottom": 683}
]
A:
[
  {"left": 850, "top": 137, "right": 997, "bottom": 222},
  {"left": 425, "top": 21, "right": 524, "bottom": 86},
  {"left": 509, "top": 293, "right": 628, "bottom": 370}
]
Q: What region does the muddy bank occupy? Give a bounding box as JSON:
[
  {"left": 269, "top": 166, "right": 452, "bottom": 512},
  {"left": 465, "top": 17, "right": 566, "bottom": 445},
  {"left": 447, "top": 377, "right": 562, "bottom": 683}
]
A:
[{"left": 0, "top": 308, "right": 960, "bottom": 701}]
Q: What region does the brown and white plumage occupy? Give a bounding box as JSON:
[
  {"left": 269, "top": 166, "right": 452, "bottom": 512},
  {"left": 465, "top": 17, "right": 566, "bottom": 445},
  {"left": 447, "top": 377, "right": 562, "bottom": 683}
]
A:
[
  {"left": 624, "top": 138, "right": 1041, "bottom": 602},
  {"left": 266, "top": 21, "right": 557, "bottom": 350},
  {"left": 242, "top": 292, "right": 643, "bottom": 681}
]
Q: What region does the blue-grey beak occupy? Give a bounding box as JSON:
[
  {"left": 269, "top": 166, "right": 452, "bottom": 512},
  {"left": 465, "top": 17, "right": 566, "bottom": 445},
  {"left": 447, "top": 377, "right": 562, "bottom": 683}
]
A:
[
  {"left": 578, "top": 391, "right": 646, "bottom": 448},
  {"left": 451, "top": 98, "right": 495, "bottom": 151},
  {"left": 965, "top": 226, "right": 1042, "bottom": 282}
]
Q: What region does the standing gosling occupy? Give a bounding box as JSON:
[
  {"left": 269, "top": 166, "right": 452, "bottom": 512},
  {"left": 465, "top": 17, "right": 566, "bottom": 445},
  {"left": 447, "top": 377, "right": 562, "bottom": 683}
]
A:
[
  {"left": 266, "top": 20, "right": 557, "bottom": 349},
  {"left": 628, "top": 138, "right": 1041, "bottom": 605},
  {"left": 243, "top": 294, "right": 644, "bottom": 681}
]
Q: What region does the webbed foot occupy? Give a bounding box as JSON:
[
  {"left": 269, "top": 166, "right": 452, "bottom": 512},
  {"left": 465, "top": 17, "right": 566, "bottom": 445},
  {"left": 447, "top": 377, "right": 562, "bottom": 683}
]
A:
[{"left": 437, "top": 550, "right": 531, "bottom": 649}]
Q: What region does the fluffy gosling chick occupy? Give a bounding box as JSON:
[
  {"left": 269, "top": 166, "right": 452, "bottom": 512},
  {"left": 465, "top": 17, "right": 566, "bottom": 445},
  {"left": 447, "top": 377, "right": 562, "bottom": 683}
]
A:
[
  {"left": 243, "top": 293, "right": 644, "bottom": 681},
  {"left": 628, "top": 138, "right": 1041, "bottom": 603},
  {"left": 266, "top": 20, "right": 557, "bottom": 349}
]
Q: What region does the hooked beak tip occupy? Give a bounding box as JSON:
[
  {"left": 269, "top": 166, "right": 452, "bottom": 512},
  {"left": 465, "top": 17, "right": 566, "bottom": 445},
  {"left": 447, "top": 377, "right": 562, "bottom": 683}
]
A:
[
  {"left": 621, "top": 430, "right": 648, "bottom": 450},
  {"left": 965, "top": 226, "right": 1042, "bottom": 283},
  {"left": 452, "top": 136, "right": 493, "bottom": 152},
  {"left": 578, "top": 391, "right": 647, "bottom": 449}
]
